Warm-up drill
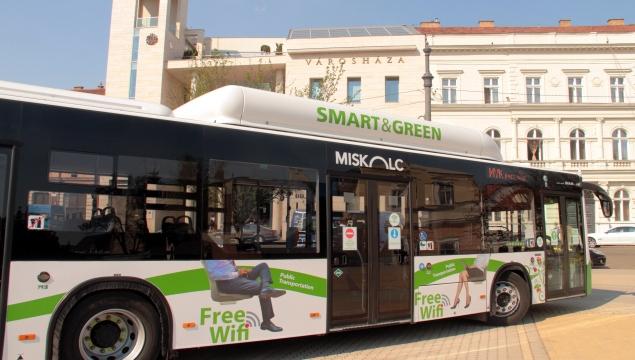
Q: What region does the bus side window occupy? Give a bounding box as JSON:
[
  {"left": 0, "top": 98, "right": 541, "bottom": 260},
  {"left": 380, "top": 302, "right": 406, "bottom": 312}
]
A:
[
  {"left": 204, "top": 159, "right": 319, "bottom": 259},
  {"left": 19, "top": 154, "right": 202, "bottom": 260},
  {"left": 484, "top": 185, "right": 536, "bottom": 253},
  {"left": 412, "top": 167, "right": 482, "bottom": 255}
]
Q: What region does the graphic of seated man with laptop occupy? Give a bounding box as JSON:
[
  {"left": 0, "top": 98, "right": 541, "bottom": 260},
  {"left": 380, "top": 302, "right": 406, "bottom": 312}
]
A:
[{"left": 205, "top": 260, "right": 286, "bottom": 332}]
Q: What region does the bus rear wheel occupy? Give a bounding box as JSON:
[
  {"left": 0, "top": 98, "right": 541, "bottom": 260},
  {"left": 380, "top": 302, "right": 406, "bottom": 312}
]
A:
[
  {"left": 487, "top": 272, "right": 530, "bottom": 326},
  {"left": 60, "top": 292, "right": 161, "bottom": 360}
]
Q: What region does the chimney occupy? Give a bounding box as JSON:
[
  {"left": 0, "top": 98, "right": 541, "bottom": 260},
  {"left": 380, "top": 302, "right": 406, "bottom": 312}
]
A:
[
  {"left": 479, "top": 20, "right": 495, "bottom": 28},
  {"left": 559, "top": 19, "right": 572, "bottom": 27},
  {"left": 420, "top": 18, "right": 441, "bottom": 28},
  {"left": 607, "top": 18, "right": 624, "bottom": 26}
]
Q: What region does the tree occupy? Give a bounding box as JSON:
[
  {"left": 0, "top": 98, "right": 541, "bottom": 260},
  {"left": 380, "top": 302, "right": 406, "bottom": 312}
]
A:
[
  {"left": 184, "top": 54, "right": 276, "bottom": 102},
  {"left": 292, "top": 63, "right": 345, "bottom": 103}
]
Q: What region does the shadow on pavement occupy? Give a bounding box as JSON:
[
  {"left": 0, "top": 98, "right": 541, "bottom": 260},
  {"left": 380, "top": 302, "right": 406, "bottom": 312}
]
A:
[
  {"left": 529, "top": 288, "right": 629, "bottom": 324},
  {"left": 178, "top": 317, "right": 498, "bottom": 359}
]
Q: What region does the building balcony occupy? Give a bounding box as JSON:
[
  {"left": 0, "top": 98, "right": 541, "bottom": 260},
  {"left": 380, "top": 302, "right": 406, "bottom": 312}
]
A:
[
  {"left": 136, "top": 17, "right": 158, "bottom": 28},
  {"left": 513, "top": 159, "right": 635, "bottom": 171}
]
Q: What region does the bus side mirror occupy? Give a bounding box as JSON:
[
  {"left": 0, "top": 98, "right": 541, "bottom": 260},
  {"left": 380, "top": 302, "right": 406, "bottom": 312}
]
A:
[
  {"left": 600, "top": 200, "right": 613, "bottom": 218},
  {"left": 582, "top": 182, "right": 613, "bottom": 219}
]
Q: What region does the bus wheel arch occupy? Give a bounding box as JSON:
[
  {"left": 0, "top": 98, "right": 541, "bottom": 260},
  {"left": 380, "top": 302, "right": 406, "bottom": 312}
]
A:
[
  {"left": 487, "top": 264, "right": 531, "bottom": 326},
  {"left": 47, "top": 277, "right": 172, "bottom": 359}
]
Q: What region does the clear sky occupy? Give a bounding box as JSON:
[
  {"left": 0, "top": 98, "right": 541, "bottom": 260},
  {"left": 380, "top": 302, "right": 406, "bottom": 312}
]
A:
[{"left": 0, "top": 0, "right": 632, "bottom": 90}]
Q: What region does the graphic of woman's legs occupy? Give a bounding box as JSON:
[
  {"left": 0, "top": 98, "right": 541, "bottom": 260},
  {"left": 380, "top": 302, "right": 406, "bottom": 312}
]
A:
[{"left": 451, "top": 271, "right": 471, "bottom": 309}]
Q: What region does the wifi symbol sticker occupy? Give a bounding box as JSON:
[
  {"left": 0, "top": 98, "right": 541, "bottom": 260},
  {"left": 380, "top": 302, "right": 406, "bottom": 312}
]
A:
[
  {"left": 245, "top": 311, "right": 261, "bottom": 328},
  {"left": 441, "top": 295, "right": 450, "bottom": 306}
]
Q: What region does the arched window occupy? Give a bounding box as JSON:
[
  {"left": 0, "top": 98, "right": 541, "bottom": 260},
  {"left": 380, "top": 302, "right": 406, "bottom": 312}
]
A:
[
  {"left": 614, "top": 189, "right": 630, "bottom": 221},
  {"left": 569, "top": 129, "right": 585, "bottom": 160},
  {"left": 527, "top": 129, "right": 543, "bottom": 161},
  {"left": 612, "top": 128, "right": 628, "bottom": 161},
  {"left": 486, "top": 129, "right": 501, "bottom": 149}
]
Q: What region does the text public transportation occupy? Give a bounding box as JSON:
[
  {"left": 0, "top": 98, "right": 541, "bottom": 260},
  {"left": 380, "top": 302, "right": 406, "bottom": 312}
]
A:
[{"left": 0, "top": 81, "right": 612, "bottom": 359}]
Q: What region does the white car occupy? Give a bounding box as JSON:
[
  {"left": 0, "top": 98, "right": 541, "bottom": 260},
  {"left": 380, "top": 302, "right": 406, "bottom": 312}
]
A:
[{"left": 587, "top": 226, "right": 635, "bottom": 247}]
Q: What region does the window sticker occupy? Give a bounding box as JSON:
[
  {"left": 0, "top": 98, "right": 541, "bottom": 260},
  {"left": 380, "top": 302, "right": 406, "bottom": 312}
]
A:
[
  {"left": 388, "top": 227, "right": 401, "bottom": 250},
  {"left": 342, "top": 226, "right": 357, "bottom": 251}
]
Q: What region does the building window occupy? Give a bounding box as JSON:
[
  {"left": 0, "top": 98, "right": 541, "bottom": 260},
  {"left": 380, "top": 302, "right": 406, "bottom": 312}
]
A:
[
  {"left": 526, "top": 77, "right": 541, "bottom": 103},
  {"left": 569, "top": 129, "right": 586, "bottom": 160},
  {"left": 568, "top": 77, "right": 583, "bottom": 103},
  {"left": 484, "top": 77, "right": 499, "bottom": 104},
  {"left": 347, "top": 78, "right": 361, "bottom": 103},
  {"left": 309, "top": 78, "right": 323, "bottom": 99},
  {"left": 385, "top": 77, "right": 399, "bottom": 103},
  {"left": 442, "top": 78, "right": 457, "bottom": 104},
  {"left": 613, "top": 128, "right": 628, "bottom": 160},
  {"left": 527, "top": 129, "right": 543, "bottom": 161},
  {"left": 614, "top": 189, "right": 630, "bottom": 222},
  {"left": 486, "top": 129, "right": 501, "bottom": 149},
  {"left": 611, "top": 77, "right": 625, "bottom": 103},
  {"left": 129, "top": 30, "right": 140, "bottom": 99}
]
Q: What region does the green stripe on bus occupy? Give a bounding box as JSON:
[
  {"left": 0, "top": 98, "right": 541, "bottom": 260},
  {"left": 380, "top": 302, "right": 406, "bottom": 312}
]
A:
[
  {"left": 487, "top": 259, "right": 505, "bottom": 272},
  {"left": 6, "top": 267, "right": 327, "bottom": 322},
  {"left": 585, "top": 263, "right": 592, "bottom": 295},
  {"left": 414, "top": 258, "right": 506, "bottom": 287},
  {"left": 270, "top": 268, "right": 327, "bottom": 297},
  {"left": 6, "top": 293, "right": 65, "bottom": 322},
  {"left": 146, "top": 268, "right": 211, "bottom": 296},
  {"left": 146, "top": 267, "right": 327, "bottom": 298}
]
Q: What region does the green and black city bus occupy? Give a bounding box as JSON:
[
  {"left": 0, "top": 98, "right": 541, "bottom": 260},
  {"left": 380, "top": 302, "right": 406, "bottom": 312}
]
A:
[{"left": 0, "top": 82, "right": 612, "bottom": 359}]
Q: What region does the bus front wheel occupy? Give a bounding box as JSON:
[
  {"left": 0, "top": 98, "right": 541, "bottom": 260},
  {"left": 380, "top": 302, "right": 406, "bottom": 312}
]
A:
[
  {"left": 487, "top": 272, "right": 530, "bottom": 326},
  {"left": 60, "top": 291, "right": 161, "bottom": 360}
]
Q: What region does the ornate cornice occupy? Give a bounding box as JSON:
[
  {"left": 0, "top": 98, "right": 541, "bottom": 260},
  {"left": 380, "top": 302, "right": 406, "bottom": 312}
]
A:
[
  {"left": 429, "top": 43, "right": 635, "bottom": 54},
  {"left": 432, "top": 103, "right": 635, "bottom": 112}
]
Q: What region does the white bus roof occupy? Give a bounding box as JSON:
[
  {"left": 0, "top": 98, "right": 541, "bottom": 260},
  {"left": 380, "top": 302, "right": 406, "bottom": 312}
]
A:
[
  {"left": 0, "top": 81, "right": 501, "bottom": 162},
  {"left": 173, "top": 86, "right": 503, "bottom": 161},
  {"left": 0, "top": 80, "right": 172, "bottom": 117}
]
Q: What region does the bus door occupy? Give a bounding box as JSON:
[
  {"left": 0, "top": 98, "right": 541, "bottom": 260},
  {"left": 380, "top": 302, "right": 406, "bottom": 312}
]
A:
[
  {"left": 544, "top": 194, "right": 585, "bottom": 299},
  {"left": 0, "top": 146, "right": 13, "bottom": 353},
  {"left": 329, "top": 177, "right": 411, "bottom": 329},
  {"left": 0, "top": 147, "right": 12, "bottom": 283}
]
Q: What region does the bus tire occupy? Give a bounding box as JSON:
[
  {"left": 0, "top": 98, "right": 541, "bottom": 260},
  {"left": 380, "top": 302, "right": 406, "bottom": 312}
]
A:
[
  {"left": 487, "top": 272, "right": 530, "bottom": 326},
  {"left": 59, "top": 291, "right": 161, "bottom": 360}
]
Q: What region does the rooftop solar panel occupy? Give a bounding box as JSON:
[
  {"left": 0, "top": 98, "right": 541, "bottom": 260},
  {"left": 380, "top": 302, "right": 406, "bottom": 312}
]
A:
[
  {"left": 289, "top": 29, "right": 310, "bottom": 39},
  {"left": 288, "top": 25, "right": 416, "bottom": 39},
  {"left": 348, "top": 27, "right": 370, "bottom": 37},
  {"left": 367, "top": 27, "right": 391, "bottom": 36},
  {"left": 330, "top": 28, "right": 350, "bottom": 37},
  {"left": 386, "top": 26, "right": 409, "bottom": 35},
  {"left": 311, "top": 29, "right": 330, "bottom": 38}
]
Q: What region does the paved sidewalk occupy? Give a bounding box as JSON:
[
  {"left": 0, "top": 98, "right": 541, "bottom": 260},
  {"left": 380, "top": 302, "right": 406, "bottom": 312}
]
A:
[
  {"left": 184, "top": 317, "right": 548, "bottom": 360},
  {"left": 532, "top": 269, "right": 635, "bottom": 360},
  {"left": 180, "top": 268, "right": 635, "bottom": 360}
]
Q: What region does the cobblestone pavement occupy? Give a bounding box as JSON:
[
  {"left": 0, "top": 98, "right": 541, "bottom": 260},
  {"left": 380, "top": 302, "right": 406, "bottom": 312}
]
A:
[{"left": 179, "top": 268, "right": 635, "bottom": 360}]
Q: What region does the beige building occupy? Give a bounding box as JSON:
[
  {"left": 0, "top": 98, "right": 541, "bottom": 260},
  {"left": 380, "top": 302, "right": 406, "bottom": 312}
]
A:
[{"left": 105, "top": 0, "right": 635, "bottom": 233}]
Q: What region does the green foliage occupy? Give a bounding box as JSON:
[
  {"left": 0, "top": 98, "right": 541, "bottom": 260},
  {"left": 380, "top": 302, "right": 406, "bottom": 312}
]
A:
[
  {"left": 182, "top": 47, "right": 198, "bottom": 59},
  {"left": 292, "top": 63, "right": 345, "bottom": 103},
  {"left": 186, "top": 54, "right": 275, "bottom": 101}
]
